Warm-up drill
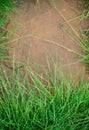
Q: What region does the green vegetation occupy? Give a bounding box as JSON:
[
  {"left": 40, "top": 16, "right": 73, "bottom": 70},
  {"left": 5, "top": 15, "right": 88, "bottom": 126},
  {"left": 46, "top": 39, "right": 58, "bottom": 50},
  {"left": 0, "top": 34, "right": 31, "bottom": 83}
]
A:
[
  {"left": 0, "top": 66, "right": 89, "bottom": 130},
  {"left": 80, "top": 0, "right": 89, "bottom": 72},
  {"left": 0, "top": 0, "right": 89, "bottom": 129},
  {"left": 0, "top": 0, "right": 16, "bottom": 60}
]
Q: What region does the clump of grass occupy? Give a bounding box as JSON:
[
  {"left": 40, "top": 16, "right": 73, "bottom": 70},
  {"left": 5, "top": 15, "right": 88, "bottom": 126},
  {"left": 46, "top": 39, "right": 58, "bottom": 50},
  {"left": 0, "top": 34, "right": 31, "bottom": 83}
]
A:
[
  {"left": 0, "top": 65, "right": 89, "bottom": 130},
  {"left": 79, "top": 0, "right": 89, "bottom": 71},
  {"left": 81, "top": 0, "right": 89, "bottom": 19},
  {"left": 0, "top": 0, "right": 18, "bottom": 60},
  {"left": 0, "top": 0, "right": 17, "bottom": 33}
]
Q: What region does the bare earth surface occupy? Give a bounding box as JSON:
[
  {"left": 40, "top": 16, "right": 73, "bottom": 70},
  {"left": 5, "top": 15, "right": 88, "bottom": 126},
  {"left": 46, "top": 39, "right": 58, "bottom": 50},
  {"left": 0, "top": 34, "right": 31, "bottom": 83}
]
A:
[{"left": 4, "top": 0, "right": 88, "bottom": 80}]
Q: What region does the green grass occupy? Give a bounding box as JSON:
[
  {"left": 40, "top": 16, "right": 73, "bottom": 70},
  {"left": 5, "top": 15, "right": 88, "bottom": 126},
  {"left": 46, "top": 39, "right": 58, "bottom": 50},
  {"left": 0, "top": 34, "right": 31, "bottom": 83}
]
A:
[
  {"left": 79, "top": 0, "right": 89, "bottom": 72},
  {"left": 0, "top": 0, "right": 89, "bottom": 129},
  {"left": 0, "top": 0, "right": 17, "bottom": 60},
  {"left": 80, "top": 35, "right": 89, "bottom": 72},
  {"left": 0, "top": 65, "right": 89, "bottom": 130}
]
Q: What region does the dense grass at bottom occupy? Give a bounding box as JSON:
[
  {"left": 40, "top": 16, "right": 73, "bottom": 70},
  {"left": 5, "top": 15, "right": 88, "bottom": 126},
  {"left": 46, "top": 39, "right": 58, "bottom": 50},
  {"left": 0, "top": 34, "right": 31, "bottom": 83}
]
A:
[{"left": 0, "top": 67, "right": 89, "bottom": 130}]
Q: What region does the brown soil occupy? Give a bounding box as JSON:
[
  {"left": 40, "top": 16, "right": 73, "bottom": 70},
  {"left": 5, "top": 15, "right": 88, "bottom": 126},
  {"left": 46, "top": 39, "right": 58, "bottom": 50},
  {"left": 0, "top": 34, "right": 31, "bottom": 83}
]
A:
[{"left": 4, "top": 0, "right": 88, "bottom": 80}]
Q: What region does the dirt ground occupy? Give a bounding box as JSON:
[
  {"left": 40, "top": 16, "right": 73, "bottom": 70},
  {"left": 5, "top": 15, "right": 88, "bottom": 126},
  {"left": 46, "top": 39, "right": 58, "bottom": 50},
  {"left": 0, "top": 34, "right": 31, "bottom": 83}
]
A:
[{"left": 4, "top": 0, "right": 89, "bottom": 80}]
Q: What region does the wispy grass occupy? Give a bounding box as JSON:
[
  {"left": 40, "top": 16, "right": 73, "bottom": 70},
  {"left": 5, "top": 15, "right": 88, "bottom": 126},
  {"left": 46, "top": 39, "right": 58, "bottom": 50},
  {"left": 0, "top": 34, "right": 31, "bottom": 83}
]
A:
[{"left": 49, "top": 0, "right": 89, "bottom": 71}]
